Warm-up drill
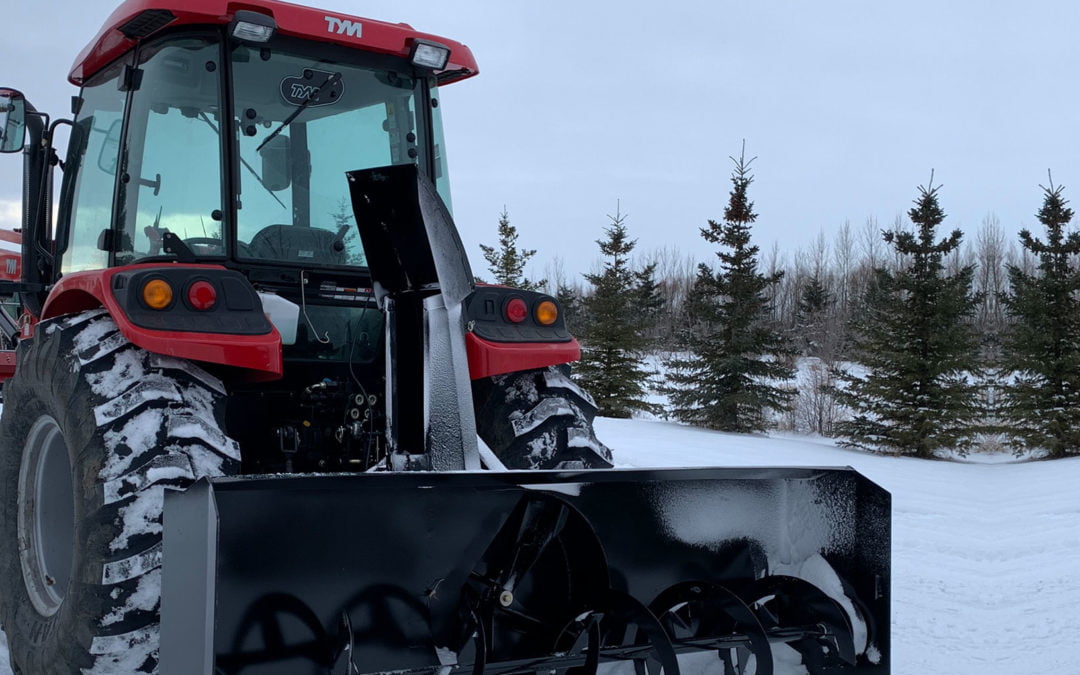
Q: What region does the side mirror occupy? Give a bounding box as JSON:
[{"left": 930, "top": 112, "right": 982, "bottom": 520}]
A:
[
  {"left": 0, "top": 88, "right": 27, "bottom": 153},
  {"left": 97, "top": 118, "right": 122, "bottom": 174},
  {"left": 259, "top": 134, "right": 291, "bottom": 191}
]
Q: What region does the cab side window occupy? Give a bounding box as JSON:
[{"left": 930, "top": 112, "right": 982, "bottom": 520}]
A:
[
  {"left": 60, "top": 62, "right": 127, "bottom": 274},
  {"left": 116, "top": 37, "right": 225, "bottom": 262}
]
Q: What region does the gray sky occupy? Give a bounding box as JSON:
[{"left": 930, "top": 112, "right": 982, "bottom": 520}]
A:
[{"left": 3, "top": 0, "right": 1080, "bottom": 279}]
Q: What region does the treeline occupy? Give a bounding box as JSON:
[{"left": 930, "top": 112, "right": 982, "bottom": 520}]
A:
[{"left": 478, "top": 150, "right": 1080, "bottom": 460}]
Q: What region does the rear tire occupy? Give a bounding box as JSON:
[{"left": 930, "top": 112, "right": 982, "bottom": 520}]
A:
[
  {"left": 472, "top": 365, "right": 613, "bottom": 469},
  {"left": 0, "top": 310, "right": 239, "bottom": 673}
]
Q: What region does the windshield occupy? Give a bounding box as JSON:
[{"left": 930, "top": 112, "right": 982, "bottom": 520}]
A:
[
  {"left": 62, "top": 33, "right": 452, "bottom": 271},
  {"left": 231, "top": 40, "right": 432, "bottom": 268}
]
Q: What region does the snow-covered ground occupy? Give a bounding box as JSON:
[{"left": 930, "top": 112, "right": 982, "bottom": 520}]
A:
[{"left": 2, "top": 418, "right": 1078, "bottom": 674}]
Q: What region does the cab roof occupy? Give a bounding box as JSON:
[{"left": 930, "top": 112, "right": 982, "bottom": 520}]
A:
[{"left": 69, "top": 0, "right": 479, "bottom": 86}]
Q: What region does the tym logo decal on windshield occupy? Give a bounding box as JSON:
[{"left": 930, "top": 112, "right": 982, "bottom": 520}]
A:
[
  {"left": 279, "top": 69, "right": 345, "bottom": 107},
  {"left": 325, "top": 15, "right": 362, "bottom": 38}
]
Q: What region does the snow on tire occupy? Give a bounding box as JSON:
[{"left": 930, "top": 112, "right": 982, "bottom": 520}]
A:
[
  {"left": 472, "top": 365, "right": 614, "bottom": 469},
  {"left": 0, "top": 310, "right": 239, "bottom": 674}
]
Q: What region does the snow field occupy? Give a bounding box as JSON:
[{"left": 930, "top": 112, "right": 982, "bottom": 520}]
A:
[{"left": 3, "top": 418, "right": 1078, "bottom": 674}]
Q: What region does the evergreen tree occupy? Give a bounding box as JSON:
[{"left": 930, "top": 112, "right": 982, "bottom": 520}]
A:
[
  {"left": 634, "top": 262, "right": 665, "bottom": 339},
  {"left": 1000, "top": 179, "right": 1080, "bottom": 457},
  {"left": 554, "top": 284, "right": 583, "bottom": 335},
  {"left": 479, "top": 209, "right": 545, "bottom": 290},
  {"left": 834, "top": 178, "right": 983, "bottom": 457},
  {"left": 575, "top": 206, "right": 660, "bottom": 418},
  {"left": 665, "top": 148, "right": 795, "bottom": 432},
  {"left": 330, "top": 197, "right": 364, "bottom": 265},
  {"left": 794, "top": 275, "right": 834, "bottom": 359}
]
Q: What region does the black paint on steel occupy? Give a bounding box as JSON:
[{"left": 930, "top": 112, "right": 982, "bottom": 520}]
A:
[
  {"left": 160, "top": 466, "right": 891, "bottom": 674},
  {"left": 347, "top": 164, "right": 478, "bottom": 469},
  {"left": 118, "top": 10, "right": 177, "bottom": 39},
  {"left": 16, "top": 97, "right": 50, "bottom": 316},
  {"left": 346, "top": 164, "right": 473, "bottom": 301}
]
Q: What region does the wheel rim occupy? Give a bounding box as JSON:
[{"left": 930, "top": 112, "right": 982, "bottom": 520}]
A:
[{"left": 17, "top": 415, "right": 76, "bottom": 617}]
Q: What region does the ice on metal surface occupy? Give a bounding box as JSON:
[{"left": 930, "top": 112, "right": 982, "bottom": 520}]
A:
[{"left": 774, "top": 553, "right": 870, "bottom": 656}]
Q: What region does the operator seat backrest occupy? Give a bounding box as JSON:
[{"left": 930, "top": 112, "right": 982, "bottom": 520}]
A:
[{"left": 248, "top": 224, "right": 347, "bottom": 264}]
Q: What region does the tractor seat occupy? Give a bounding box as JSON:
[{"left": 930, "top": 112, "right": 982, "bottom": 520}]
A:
[{"left": 247, "top": 224, "right": 347, "bottom": 265}]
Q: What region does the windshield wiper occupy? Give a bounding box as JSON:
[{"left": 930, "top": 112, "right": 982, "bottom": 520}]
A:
[
  {"left": 199, "top": 112, "right": 286, "bottom": 210},
  {"left": 257, "top": 71, "right": 342, "bottom": 153}
]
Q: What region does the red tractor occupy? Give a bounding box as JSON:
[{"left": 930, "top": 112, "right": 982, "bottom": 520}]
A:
[{"left": 0, "top": 2, "right": 890, "bottom": 673}]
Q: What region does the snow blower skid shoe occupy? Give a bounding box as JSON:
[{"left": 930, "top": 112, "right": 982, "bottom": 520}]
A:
[{"left": 159, "top": 467, "right": 890, "bottom": 674}]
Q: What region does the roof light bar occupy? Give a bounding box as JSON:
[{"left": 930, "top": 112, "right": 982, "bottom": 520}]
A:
[
  {"left": 230, "top": 10, "right": 276, "bottom": 43},
  {"left": 410, "top": 40, "right": 451, "bottom": 70}
]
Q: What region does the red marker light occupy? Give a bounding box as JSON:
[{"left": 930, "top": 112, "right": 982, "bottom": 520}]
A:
[
  {"left": 505, "top": 298, "right": 528, "bottom": 323},
  {"left": 187, "top": 280, "right": 217, "bottom": 311}
]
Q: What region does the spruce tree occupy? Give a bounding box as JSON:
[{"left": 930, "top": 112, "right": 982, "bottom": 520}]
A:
[
  {"left": 554, "top": 284, "right": 583, "bottom": 335},
  {"left": 1000, "top": 179, "right": 1080, "bottom": 457},
  {"left": 665, "top": 149, "right": 794, "bottom": 432},
  {"left": 479, "top": 209, "right": 545, "bottom": 290},
  {"left": 795, "top": 275, "right": 834, "bottom": 359},
  {"left": 575, "top": 206, "right": 661, "bottom": 418},
  {"left": 834, "top": 178, "right": 982, "bottom": 457}
]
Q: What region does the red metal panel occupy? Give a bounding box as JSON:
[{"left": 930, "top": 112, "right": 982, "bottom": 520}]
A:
[
  {"left": 0, "top": 229, "right": 19, "bottom": 282},
  {"left": 465, "top": 332, "right": 581, "bottom": 380},
  {"left": 42, "top": 265, "right": 283, "bottom": 380},
  {"left": 70, "top": 0, "right": 479, "bottom": 85},
  {"left": 0, "top": 350, "right": 15, "bottom": 381}
]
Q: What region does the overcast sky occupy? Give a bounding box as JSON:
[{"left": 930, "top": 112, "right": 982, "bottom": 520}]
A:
[{"left": 4, "top": 0, "right": 1080, "bottom": 279}]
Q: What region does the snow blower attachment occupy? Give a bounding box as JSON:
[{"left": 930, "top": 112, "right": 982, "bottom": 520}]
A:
[{"left": 160, "top": 467, "right": 890, "bottom": 674}]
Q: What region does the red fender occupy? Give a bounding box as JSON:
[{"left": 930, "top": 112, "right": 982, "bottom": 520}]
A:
[
  {"left": 42, "top": 265, "right": 282, "bottom": 380},
  {"left": 465, "top": 333, "right": 580, "bottom": 380}
]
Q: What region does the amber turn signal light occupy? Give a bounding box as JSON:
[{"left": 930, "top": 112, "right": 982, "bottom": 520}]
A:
[
  {"left": 535, "top": 300, "right": 558, "bottom": 326},
  {"left": 141, "top": 278, "right": 173, "bottom": 309}
]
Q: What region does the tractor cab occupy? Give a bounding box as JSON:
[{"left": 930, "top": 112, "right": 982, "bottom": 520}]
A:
[
  {"left": 56, "top": 7, "right": 470, "bottom": 359},
  {"left": 3, "top": 0, "right": 477, "bottom": 349},
  {"left": 62, "top": 29, "right": 454, "bottom": 273}
]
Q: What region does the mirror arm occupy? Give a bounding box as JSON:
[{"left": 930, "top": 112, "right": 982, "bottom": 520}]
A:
[
  {"left": 22, "top": 117, "right": 73, "bottom": 282},
  {"left": 47, "top": 119, "right": 76, "bottom": 263},
  {"left": 138, "top": 173, "right": 162, "bottom": 196},
  {"left": 47, "top": 119, "right": 73, "bottom": 167},
  {"left": 27, "top": 116, "right": 66, "bottom": 276}
]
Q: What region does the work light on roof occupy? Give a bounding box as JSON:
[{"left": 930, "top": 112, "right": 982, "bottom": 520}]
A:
[
  {"left": 230, "top": 10, "right": 277, "bottom": 43},
  {"left": 410, "top": 40, "right": 451, "bottom": 70}
]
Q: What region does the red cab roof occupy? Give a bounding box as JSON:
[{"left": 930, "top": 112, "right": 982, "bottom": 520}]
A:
[{"left": 69, "top": 0, "right": 478, "bottom": 85}]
